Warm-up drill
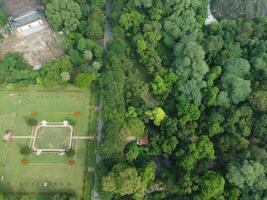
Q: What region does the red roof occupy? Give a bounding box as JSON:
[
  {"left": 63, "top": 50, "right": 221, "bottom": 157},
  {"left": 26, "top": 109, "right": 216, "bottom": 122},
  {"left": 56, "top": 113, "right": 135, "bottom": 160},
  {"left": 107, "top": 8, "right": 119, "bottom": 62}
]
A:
[{"left": 137, "top": 134, "right": 149, "bottom": 145}]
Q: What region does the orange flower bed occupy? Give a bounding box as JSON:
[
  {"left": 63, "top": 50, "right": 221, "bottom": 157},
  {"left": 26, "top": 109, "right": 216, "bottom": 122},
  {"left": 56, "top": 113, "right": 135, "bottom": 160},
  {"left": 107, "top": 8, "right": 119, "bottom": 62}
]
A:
[
  {"left": 21, "top": 159, "right": 29, "bottom": 165},
  {"left": 73, "top": 112, "right": 81, "bottom": 118},
  {"left": 68, "top": 160, "right": 76, "bottom": 165},
  {"left": 31, "top": 112, "right": 39, "bottom": 117}
]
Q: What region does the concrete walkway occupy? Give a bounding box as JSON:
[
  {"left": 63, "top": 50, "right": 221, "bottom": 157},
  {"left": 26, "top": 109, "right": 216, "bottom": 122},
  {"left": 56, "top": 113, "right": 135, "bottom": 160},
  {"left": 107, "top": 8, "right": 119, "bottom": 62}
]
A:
[
  {"left": 71, "top": 136, "right": 96, "bottom": 140},
  {"left": 13, "top": 136, "right": 33, "bottom": 139}
]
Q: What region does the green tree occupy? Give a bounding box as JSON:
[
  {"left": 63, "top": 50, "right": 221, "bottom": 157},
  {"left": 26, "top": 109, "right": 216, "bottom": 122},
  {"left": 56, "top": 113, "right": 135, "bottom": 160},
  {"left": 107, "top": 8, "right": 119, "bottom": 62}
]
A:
[
  {"left": 20, "top": 146, "right": 31, "bottom": 155},
  {"left": 46, "top": 0, "right": 82, "bottom": 31},
  {"left": 0, "top": 53, "right": 38, "bottom": 85},
  {"left": 177, "top": 100, "right": 201, "bottom": 127},
  {"left": 151, "top": 75, "right": 168, "bottom": 95},
  {"left": 66, "top": 149, "right": 75, "bottom": 157},
  {"left": 84, "top": 50, "right": 93, "bottom": 61},
  {"left": 99, "top": 120, "right": 125, "bottom": 158},
  {"left": 173, "top": 40, "right": 209, "bottom": 104},
  {"left": 60, "top": 71, "right": 70, "bottom": 82},
  {"left": 87, "top": 21, "right": 104, "bottom": 40},
  {"left": 226, "top": 160, "right": 267, "bottom": 190},
  {"left": 0, "top": 8, "right": 7, "bottom": 26},
  {"left": 250, "top": 90, "right": 267, "bottom": 112},
  {"left": 119, "top": 11, "right": 145, "bottom": 33},
  {"left": 102, "top": 164, "right": 142, "bottom": 196},
  {"left": 177, "top": 136, "right": 215, "bottom": 171},
  {"left": 24, "top": 116, "right": 38, "bottom": 126},
  {"left": 220, "top": 58, "right": 252, "bottom": 104},
  {"left": 125, "top": 142, "right": 140, "bottom": 162},
  {"left": 134, "top": 0, "right": 153, "bottom": 8},
  {"left": 74, "top": 72, "right": 99, "bottom": 87},
  {"left": 21, "top": 195, "right": 31, "bottom": 200},
  {"left": 38, "top": 56, "right": 73, "bottom": 87},
  {"left": 121, "top": 117, "right": 145, "bottom": 139},
  {"left": 194, "top": 171, "right": 225, "bottom": 200},
  {"left": 251, "top": 53, "right": 267, "bottom": 81},
  {"left": 146, "top": 107, "right": 166, "bottom": 126}
]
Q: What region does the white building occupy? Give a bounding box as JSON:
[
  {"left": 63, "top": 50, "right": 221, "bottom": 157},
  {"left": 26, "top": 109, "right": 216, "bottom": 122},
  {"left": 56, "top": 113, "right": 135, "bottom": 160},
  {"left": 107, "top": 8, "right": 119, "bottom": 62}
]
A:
[{"left": 3, "top": 0, "right": 48, "bottom": 37}]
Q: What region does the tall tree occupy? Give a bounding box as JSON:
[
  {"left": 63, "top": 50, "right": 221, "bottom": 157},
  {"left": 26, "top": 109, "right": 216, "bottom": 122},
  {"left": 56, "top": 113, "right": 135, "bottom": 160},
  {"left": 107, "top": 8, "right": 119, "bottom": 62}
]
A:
[{"left": 46, "top": 0, "right": 82, "bottom": 31}]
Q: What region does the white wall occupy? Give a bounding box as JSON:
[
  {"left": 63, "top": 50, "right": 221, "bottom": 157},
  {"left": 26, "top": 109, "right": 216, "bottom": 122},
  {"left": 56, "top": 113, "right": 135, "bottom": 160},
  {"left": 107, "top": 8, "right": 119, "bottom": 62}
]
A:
[{"left": 17, "top": 19, "right": 44, "bottom": 33}]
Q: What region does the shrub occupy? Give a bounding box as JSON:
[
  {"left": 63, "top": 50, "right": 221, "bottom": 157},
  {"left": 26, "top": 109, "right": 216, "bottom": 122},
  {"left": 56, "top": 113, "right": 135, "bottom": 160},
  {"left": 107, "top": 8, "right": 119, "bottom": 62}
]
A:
[
  {"left": 24, "top": 116, "right": 38, "bottom": 126},
  {"left": 31, "top": 112, "right": 39, "bottom": 117},
  {"left": 0, "top": 8, "right": 7, "bottom": 27},
  {"left": 66, "top": 149, "right": 75, "bottom": 157},
  {"left": 73, "top": 112, "right": 81, "bottom": 118},
  {"left": 20, "top": 147, "right": 32, "bottom": 155},
  {"left": 68, "top": 160, "right": 76, "bottom": 165},
  {"left": 21, "top": 159, "right": 29, "bottom": 165}
]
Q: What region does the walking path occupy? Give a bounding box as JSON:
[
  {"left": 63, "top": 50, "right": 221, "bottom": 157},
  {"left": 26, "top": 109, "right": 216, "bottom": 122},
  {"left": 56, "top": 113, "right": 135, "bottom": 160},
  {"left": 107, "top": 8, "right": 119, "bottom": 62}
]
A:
[
  {"left": 71, "top": 136, "right": 96, "bottom": 140},
  {"left": 205, "top": 0, "right": 218, "bottom": 25},
  {"left": 93, "top": 1, "right": 112, "bottom": 199},
  {"left": 13, "top": 136, "right": 33, "bottom": 139},
  {"left": 12, "top": 135, "right": 95, "bottom": 140}
]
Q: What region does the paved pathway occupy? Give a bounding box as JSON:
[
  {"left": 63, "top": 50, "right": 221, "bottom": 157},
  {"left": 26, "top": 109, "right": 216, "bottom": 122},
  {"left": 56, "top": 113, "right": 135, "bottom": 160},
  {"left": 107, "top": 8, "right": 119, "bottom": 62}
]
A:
[
  {"left": 71, "top": 136, "right": 96, "bottom": 140},
  {"left": 94, "top": 1, "right": 112, "bottom": 199},
  {"left": 13, "top": 136, "right": 33, "bottom": 139}
]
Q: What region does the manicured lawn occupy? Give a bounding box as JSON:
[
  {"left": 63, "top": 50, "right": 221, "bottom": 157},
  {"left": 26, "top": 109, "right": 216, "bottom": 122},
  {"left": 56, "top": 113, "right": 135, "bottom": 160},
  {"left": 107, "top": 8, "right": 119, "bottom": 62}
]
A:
[
  {"left": 34, "top": 126, "right": 72, "bottom": 150},
  {"left": 0, "top": 86, "right": 99, "bottom": 198}
]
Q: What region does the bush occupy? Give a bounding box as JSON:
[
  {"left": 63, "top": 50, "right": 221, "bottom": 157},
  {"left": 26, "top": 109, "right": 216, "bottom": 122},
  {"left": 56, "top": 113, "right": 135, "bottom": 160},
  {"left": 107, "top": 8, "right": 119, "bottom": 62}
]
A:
[
  {"left": 21, "top": 159, "right": 29, "bottom": 165},
  {"left": 68, "top": 159, "right": 76, "bottom": 165},
  {"left": 0, "top": 8, "right": 7, "bottom": 27},
  {"left": 24, "top": 116, "right": 38, "bottom": 126},
  {"left": 66, "top": 149, "right": 75, "bottom": 157},
  {"left": 20, "top": 147, "right": 31, "bottom": 155}
]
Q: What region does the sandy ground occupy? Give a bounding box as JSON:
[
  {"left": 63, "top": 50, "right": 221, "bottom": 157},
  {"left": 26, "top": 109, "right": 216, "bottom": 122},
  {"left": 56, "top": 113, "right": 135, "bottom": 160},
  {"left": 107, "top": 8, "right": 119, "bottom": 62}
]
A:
[{"left": 0, "top": 28, "right": 64, "bottom": 69}]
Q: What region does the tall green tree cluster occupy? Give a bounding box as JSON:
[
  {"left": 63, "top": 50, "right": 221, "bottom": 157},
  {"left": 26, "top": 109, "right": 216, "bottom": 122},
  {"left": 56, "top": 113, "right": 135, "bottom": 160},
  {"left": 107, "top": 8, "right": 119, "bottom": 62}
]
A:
[{"left": 97, "top": 0, "right": 267, "bottom": 200}]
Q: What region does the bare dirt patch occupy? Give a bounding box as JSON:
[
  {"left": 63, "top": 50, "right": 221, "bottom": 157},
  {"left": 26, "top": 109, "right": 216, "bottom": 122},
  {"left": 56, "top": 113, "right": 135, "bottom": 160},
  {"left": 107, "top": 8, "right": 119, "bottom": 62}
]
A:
[{"left": 0, "top": 28, "right": 64, "bottom": 68}]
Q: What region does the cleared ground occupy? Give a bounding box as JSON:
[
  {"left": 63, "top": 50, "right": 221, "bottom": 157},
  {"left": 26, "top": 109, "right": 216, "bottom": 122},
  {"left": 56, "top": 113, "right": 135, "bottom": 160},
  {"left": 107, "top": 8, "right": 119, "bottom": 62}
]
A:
[
  {"left": 0, "top": 28, "right": 64, "bottom": 68},
  {"left": 0, "top": 86, "right": 99, "bottom": 198}
]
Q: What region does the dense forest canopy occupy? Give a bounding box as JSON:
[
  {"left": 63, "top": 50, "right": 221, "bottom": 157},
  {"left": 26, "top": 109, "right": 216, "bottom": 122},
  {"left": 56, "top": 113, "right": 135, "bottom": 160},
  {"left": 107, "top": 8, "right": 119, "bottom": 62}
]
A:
[
  {"left": 0, "top": 0, "right": 267, "bottom": 199},
  {"left": 97, "top": 0, "right": 267, "bottom": 200}
]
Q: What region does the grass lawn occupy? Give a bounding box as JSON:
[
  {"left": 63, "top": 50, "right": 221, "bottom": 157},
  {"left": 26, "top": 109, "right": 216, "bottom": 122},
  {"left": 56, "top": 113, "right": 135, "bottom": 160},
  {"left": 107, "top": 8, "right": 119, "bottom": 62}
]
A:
[
  {"left": 0, "top": 86, "right": 99, "bottom": 198},
  {"left": 34, "top": 126, "right": 72, "bottom": 150}
]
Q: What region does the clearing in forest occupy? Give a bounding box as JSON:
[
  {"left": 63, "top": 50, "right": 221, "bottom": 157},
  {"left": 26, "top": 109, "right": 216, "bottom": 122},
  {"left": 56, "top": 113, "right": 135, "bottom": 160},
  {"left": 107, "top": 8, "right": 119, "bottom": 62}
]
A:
[{"left": 0, "top": 86, "right": 99, "bottom": 198}]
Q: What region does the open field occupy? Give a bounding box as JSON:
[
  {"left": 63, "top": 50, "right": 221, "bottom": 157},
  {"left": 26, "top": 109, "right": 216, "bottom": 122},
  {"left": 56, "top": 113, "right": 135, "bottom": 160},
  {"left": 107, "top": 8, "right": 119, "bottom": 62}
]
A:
[{"left": 0, "top": 86, "right": 99, "bottom": 198}]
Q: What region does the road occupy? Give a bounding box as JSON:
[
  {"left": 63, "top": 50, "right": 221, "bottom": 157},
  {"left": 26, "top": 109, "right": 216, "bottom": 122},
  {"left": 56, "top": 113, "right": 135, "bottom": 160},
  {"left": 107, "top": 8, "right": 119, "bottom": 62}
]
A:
[
  {"left": 93, "top": 1, "right": 113, "bottom": 199},
  {"left": 205, "top": 0, "right": 218, "bottom": 25},
  {"left": 104, "top": 0, "right": 113, "bottom": 50}
]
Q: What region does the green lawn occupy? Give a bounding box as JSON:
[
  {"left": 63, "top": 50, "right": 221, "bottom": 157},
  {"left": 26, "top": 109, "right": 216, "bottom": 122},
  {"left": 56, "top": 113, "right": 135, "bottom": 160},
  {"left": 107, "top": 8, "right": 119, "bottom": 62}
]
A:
[
  {"left": 0, "top": 86, "right": 99, "bottom": 198},
  {"left": 34, "top": 126, "right": 72, "bottom": 150}
]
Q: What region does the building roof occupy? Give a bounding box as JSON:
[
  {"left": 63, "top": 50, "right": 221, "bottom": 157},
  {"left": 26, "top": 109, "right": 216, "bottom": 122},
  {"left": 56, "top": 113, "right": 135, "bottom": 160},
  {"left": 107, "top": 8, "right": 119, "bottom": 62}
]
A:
[
  {"left": 9, "top": 7, "right": 44, "bottom": 29},
  {"left": 137, "top": 134, "right": 149, "bottom": 145},
  {"left": 3, "top": 0, "right": 41, "bottom": 18}
]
